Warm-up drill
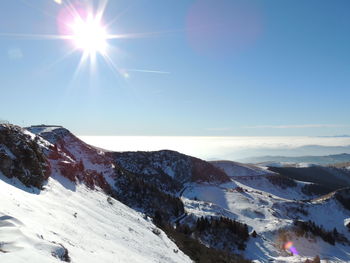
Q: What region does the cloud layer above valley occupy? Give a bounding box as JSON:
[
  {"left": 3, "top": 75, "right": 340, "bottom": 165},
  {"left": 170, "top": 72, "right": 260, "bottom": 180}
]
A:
[{"left": 79, "top": 136, "right": 350, "bottom": 161}]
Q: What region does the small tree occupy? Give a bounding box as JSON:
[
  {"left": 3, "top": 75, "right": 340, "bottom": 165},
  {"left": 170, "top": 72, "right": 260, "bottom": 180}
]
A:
[
  {"left": 312, "top": 255, "right": 321, "bottom": 263},
  {"left": 333, "top": 227, "right": 338, "bottom": 237},
  {"left": 153, "top": 210, "right": 163, "bottom": 226},
  {"left": 251, "top": 230, "right": 257, "bottom": 238}
]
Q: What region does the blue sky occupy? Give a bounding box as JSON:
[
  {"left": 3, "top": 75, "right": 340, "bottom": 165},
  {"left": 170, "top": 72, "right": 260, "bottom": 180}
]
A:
[{"left": 0, "top": 0, "right": 349, "bottom": 136}]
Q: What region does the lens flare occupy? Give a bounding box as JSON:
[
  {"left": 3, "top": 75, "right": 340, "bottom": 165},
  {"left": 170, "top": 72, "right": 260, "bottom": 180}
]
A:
[{"left": 284, "top": 241, "right": 299, "bottom": 255}]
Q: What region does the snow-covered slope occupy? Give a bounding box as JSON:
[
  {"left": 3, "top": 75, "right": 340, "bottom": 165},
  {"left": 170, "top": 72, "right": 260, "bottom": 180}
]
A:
[
  {"left": 2, "top": 124, "right": 350, "bottom": 262},
  {"left": 0, "top": 172, "right": 191, "bottom": 263},
  {"left": 211, "top": 160, "right": 273, "bottom": 178},
  {"left": 0, "top": 124, "right": 193, "bottom": 263},
  {"left": 211, "top": 160, "right": 320, "bottom": 200},
  {"left": 180, "top": 162, "right": 350, "bottom": 262},
  {"left": 182, "top": 180, "right": 350, "bottom": 262}
]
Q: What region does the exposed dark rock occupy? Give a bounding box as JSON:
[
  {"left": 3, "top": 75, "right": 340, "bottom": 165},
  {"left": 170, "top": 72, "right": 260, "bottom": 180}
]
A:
[
  {"left": 0, "top": 124, "right": 49, "bottom": 189},
  {"left": 51, "top": 243, "right": 71, "bottom": 262},
  {"left": 28, "top": 125, "right": 114, "bottom": 194}
]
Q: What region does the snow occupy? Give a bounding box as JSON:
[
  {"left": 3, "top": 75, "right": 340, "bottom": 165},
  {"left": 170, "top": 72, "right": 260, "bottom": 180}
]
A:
[
  {"left": 27, "top": 126, "right": 117, "bottom": 188},
  {"left": 21, "top": 129, "right": 36, "bottom": 140},
  {"left": 0, "top": 144, "right": 16, "bottom": 159},
  {"left": 211, "top": 160, "right": 273, "bottom": 178},
  {"left": 0, "top": 172, "right": 191, "bottom": 263},
  {"left": 182, "top": 179, "right": 350, "bottom": 262},
  {"left": 211, "top": 160, "right": 316, "bottom": 200},
  {"left": 5, "top": 125, "right": 349, "bottom": 262}
]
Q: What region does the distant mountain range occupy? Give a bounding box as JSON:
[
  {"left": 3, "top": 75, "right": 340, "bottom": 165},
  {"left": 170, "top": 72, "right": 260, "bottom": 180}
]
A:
[
  {"left": 240, "top": 153, "right": 350, "bottom": 166},
  {"left": 317, "top": 135, "right": 350, "bottom": 138}
]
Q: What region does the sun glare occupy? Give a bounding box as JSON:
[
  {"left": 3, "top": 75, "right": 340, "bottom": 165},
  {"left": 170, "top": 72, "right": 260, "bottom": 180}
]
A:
[
  {"left": 70, "top": 14, "right": 108, "bottom": 55},
  {"left": 1, "top": 0, "right": 171, "bottom": 78}
]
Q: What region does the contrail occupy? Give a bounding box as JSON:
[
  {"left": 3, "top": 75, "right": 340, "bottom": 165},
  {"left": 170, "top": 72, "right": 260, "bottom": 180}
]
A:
[{"left": 124, "top": 69, "right": 170, "bottom": 74}]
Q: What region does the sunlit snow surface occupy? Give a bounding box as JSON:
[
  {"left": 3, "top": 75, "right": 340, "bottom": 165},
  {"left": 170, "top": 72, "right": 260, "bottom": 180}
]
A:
[
  {"left": 2, "top": 125, "right": 350, "bottom": 262},
  {"left": 0, "top": 173, "right": 191, "bottom": 263},
  {"left": 182, "top": 177, "right": 350, "bottom": 262}
]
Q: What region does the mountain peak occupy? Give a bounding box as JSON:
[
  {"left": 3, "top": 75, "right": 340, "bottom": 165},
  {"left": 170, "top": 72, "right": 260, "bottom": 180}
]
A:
[{"left": 26, "top": 125, "right": 71, "bottom": 144}]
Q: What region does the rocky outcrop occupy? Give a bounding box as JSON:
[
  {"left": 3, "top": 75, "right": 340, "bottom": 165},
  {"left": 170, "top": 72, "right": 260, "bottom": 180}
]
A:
[
  {"left": 0, "top": 124, "right": 49, "bottom": 189},
  {"left": 27, "top": 125, "right": 115, "bottom": 193},
  {"left": 0, "top": 124, "right": 111, "bottom": 192}
]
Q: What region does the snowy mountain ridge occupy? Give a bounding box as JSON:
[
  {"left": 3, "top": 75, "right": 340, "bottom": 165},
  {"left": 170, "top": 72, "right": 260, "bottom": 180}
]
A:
[
  {"left": 0, "top": 124, "right": 192, "bottom": 263},
  {"left": 1, "top": 124, "right": 350, "bottom": 262}
]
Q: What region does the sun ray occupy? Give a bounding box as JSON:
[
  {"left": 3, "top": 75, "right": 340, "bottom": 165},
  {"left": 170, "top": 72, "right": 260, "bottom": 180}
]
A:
[
  {"left": 20, "top": 0, "right": 60, "bottom": 21},
  {"left": 70, "top": 51, "right": 89, "bottom": 84},
  {"left": 0, "top": 0, "right": 173, "bottom": 85},
  {"left": 104, "top": 2, "right": 136, "bottom": 29},
  {"left": 0, "top": 33, "right": 72, "bottom": 40},
  {"left": 37, "top": 48, "right": 78, "bottom": 75},
  {"left": 96, "top": 0, "right": 109, "bottom": 22},
  {"left": 64, "top": 0, "right": 82, "bottom": 19},
  {"left": 101, "top": 51, "right": 124, "bottom": 78}
]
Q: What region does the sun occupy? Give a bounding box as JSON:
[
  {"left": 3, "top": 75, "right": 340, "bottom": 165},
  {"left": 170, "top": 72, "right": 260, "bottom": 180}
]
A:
[
  {"left": 50, "top": 0, "right": 169, "bottom": 78},
  {"left": 69, "top": 14, "right": 108, "bottom": 55},
  {"left": 0, "top": 0, "right": 170, "bottom": 81}
]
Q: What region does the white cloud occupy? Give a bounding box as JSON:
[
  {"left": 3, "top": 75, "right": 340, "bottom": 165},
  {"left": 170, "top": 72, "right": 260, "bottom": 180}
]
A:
[{"left": 78, "top": 135, "right": 350, "bottom": 160}]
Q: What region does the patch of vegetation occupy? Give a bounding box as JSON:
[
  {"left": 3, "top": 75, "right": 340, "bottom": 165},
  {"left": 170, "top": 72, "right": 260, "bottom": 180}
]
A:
[
  {"left": 334, "top": 189, "right": 350, "bottom": 211},
  {"left": 301, "top": 183, "right": 331, "bottom": 196},
  {"left": 160, "top": 223, "right": 251, "bottom": 263},
  {"left": 112, "top": 163, "right": 250, "bottom": 262},
  {"left": 193, "top": 216, "right": 250, "bottom": 251},
  {"left": 268, "top": 166, "right": 348, "bottom": 191},
  {"left": 331, "top": 162, "right": 350, "bottom": 169},
  {"left": 293, "top": 220, "right": 348, "bottom": 245},
  {"left": 266, "top": 174, "right": 297, "bottom": 189},
  {"left": 287, "top": 206, "right": 308, "bottom": 217},
  {"left": 113, "top": 166, "right": 184, "bottom": 222}
]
